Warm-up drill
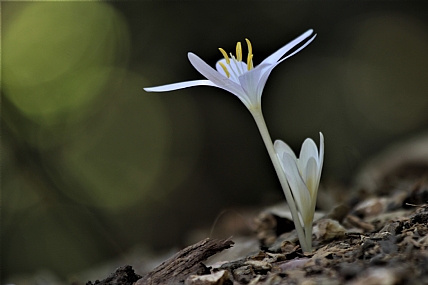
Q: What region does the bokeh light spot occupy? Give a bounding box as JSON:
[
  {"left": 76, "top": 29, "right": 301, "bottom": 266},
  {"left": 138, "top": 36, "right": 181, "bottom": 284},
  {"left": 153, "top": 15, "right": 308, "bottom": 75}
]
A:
[{"left": 3, "top": 2, "right": 130, "bottom": 124}]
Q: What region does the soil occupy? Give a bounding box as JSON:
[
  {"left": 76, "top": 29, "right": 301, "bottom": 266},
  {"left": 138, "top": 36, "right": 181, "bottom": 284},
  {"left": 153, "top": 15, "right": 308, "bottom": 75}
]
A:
[{"left": 85, "top": 157, "right": 428, "bottom": 285}]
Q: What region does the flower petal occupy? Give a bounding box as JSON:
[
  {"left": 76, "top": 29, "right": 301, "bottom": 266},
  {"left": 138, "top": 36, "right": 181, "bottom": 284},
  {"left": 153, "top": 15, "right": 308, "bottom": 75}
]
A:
[
  {"left": 144, "top": 80, "right": 216, "bottom": 92},
  {"left": 238, "top": 64, "right": 268, "bottom": 107},
  {"left": 298, "top": 138, "right": 319, "bottom": 173},
  {"left": 187, "top": 53, "right": 250, "bottom": 107},
  {"left": 316, "top": 132, "right": 324, "bottom": 187},
  {"left": 241, "top": 30, "right": 316, "bottom": 99},
  {"left": 304, "top": 157, "right": 318, "bottom": 199},
  {"left": 261, "top": 29, "right": 315, "bottom": 66},
  {"left": 274, "top": 139, "right": 297, "bottom": 162},
  {"left": 216, "top": 59, "right": 248, "bottom": 84},
  {"left": 256, "top": 66, "right": 278, "bottom": 99},
  {"left": 251, "top": 31, "right": 316, "bottom": 97},
  {"left": 280, "top": 153, "right": 312, "bottom": 224},
  {"left": 276, "top": 33, "right": 317, "bottom": 65},
  {"left": 253, "top": 32, "right": 317, "bottom": 97},
  {"left": 237, "top": 63, "right": 272, "bottom": 105},
  {"left": 215, "top": 59, "right": 230, "bottom": 78}
]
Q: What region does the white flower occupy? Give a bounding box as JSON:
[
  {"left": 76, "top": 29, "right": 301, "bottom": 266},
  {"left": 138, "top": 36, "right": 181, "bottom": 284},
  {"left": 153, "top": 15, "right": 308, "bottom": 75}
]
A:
[
  {"left": 144, "top": 29, "right": 316, "bottom": 111},
  {"left": 274, "top": 132, "right": 324, "bottom": 248},
  {"left": 144, "top": 30, "right": 319, "bottom": 252}
]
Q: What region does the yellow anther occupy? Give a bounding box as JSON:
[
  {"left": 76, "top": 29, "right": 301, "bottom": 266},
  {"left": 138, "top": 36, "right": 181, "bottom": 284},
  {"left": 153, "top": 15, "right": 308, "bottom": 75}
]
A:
[
  {"left": 218, "top": 48, "right": 230, "bottom": 64},
  {"left": 245, "top": 38, "right": 252, "bottom": 57},
  {"left": 218, "top": 62, "right": 230, "bottom": 78},
  {"left": 236, "top": 42, "right": 242, "bottom": 61},
  {"left": 247, "top": 54, "right": 253, "bottom": 70}
]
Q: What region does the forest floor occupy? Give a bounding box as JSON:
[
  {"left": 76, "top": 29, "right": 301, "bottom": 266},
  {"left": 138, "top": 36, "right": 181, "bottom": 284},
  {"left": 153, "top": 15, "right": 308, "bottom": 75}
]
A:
[{"left": 86, "top": 136, "right": 428, "bottom": 285}]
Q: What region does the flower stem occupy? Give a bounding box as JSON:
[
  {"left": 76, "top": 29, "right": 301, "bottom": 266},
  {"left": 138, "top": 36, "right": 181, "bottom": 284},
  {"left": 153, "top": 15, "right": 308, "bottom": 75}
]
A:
[
  {"left": 305, "top": 223, "right": 313, "bottom": 252},
  {"left": 250, "top": 107, "right": 311, "bottom": 252}
]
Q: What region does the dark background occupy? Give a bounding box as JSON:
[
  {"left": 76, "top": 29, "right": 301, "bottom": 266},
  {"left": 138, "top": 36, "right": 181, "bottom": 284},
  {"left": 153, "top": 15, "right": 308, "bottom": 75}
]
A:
[{"left": 2, "top": 1, "right": 428, "bottom": 283}]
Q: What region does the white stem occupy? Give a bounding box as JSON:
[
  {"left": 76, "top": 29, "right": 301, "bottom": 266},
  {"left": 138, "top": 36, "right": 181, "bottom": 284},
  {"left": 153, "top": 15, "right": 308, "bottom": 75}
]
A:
[{"left": 250, "top": 107, "right": 310, "bottom": 252}]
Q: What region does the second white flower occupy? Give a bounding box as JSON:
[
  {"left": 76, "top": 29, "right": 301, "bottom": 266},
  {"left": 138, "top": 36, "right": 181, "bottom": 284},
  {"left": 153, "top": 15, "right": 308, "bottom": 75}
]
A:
[{"left": 274, "top": 132, "right": 324, "bottom": 248}]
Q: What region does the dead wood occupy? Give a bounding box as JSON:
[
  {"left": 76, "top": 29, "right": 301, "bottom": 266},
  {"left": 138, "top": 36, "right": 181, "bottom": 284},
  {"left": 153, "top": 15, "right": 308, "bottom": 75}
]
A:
[
  {"left": 135, "top": 238, "right": 234, "bottom": 285},
  {"left": 85, "top": 265, "right": 141, "bottom": 285}
]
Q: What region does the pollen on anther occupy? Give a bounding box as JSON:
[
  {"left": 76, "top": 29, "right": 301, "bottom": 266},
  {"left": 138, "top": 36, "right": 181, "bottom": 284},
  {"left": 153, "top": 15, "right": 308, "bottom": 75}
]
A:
[
  {"left": 218, "top": 48, "right": 230, "bottom": 64},
  {"left": 218, "top": 62, "right": 230, "bottom": 78},
  {"left": 236, "top": 42, "right": 242, "bottom": 62},
  {"left": 245, "top": 38, "right": 252, "bottom": 56}
]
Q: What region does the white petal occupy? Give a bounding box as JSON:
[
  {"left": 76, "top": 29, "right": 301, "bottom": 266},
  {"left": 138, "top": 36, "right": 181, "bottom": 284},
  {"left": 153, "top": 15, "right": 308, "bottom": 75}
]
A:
[
  {"left": 230, "top": 61, "right": 249, "bottom": 77},
  {"left": 299, "top": 138, "right": 319, "bottom": 172},
  {"left": 253, "top": 32, "right": 316, "bottom": 96},
  {"left": 144, "top": 80, "right": 216, "bottom": 92},
  {"left": 253, "top": 30, "right": 315, "bottom": 98},
  {"left": 274, "top": 140, "right": 298, "bottom": 162},
  {"left": 238, "top": 65, "right": 268, "bottom": 107},
  {"left": 276, "top": 34, "right": 317, "bottom": 65},
  {"left": 215, "top": 59, "right": 230, "bottom": 78},
  {"left": 304, "top": 157, "right": 318, "bottom": 199},
  {"left": 280, "top": 153, "right": 312, "bottom": 223},
  {"left": 226, "top": 62, "right": 272, "bottom": 105},
  {"left": 261, "top": 29, "right": 314, "bottom": 66},
  {"left": 187, "top": 53, "right": 250, "bottom": 107},
  {"left": 254, "top": 63, "right": 277, "bottom": 99},
  {"left": 215, "top": 58, "right": 247, "bottom": 81},
  {"left": 316, "top": 132, "right": 324, "bottom": 187}
]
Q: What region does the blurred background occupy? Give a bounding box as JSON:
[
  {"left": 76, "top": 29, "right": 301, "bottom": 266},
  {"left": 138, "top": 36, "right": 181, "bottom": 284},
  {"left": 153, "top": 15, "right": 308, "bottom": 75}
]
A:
[{"left": 2, "top": 1, "right": 428, "bottom": 283}]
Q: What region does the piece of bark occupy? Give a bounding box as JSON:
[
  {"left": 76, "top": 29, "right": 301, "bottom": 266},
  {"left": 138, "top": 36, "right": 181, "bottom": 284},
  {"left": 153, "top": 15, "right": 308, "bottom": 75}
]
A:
[
  {"left": 136, "top": 238, "right": 234, "bottom": 285},
  {"left": 86, "top": 265, "right": 141, "bottom": 285}
]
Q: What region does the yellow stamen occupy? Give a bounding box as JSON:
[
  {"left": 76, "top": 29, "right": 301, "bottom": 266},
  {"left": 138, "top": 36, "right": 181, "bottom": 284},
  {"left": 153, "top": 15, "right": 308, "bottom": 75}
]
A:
[
  {"left": 218, "top": 62, "right": 230, "bottom": 78},
  {"left": 247, "top": 54, "right": 253, "bottom": 70},
  {"left": 245, "top": 39, "right": 253, "bottom": 70},
  {"left": 236, "top": 42, "right": 242, "bottom": 61},
  {"left": 218, "top": 48, "right": 230, "bottom": 64},
  {"left": 245, "top": 38, "right": 252, "bottom": 56}
]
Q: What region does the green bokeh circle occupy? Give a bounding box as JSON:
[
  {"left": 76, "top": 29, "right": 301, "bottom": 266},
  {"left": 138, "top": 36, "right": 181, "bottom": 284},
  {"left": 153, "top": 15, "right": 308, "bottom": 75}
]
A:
[{"left": 3, "top": 2, "right": 129, "bottom": 124}]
